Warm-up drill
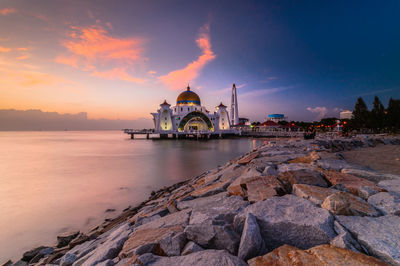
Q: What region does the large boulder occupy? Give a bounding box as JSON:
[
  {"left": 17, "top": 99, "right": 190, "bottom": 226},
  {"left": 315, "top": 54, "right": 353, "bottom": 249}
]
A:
[
  {"left": 378, "top": 179, "right": 400, "bottom": 196},
  {"left": 322, "top": 170, "right": 385, "bottom": 196},
  {"left": 336, "top": 215, "right": 400, "bottom": 265},
  {"left": 317, "top": 159, "right": 355, "bottom": 171},
  {"left": 190, "top": 179, "right": 231, "bottom": 198},
  {"left": 181, "top": 241, "right": 204, "bottom": 256},
  {"left": 134, "top": 250, "right": 247, "bottom": 266},
  {"left": 341, "top": 168, "right": 400, "bottom": 183},
  {"left": 292, "top": 184, "right": 339, "bottom": 205},
  {"left": 238, "top": 213, "right": 265, "bottom": 261},
  {"left": 321, "top": 192, "right": 380, "bottom": 217},
  {"left": 236, "top": 195, "right": 336, "bottom": 251},
  {"left": 278, "top": 169, "right": 329, "bottom": 193},
  {"left": 277, "top": 163, "right": 315, "bottom": 173},
  {"left": 134, "top": 209, "right": 191, "bottom": 231},
  {"left": 247, "top": 244, "right": 387, "bottom": 266},
  {"left": 368, "top": 192, "right": 400, "bottom": 216}
]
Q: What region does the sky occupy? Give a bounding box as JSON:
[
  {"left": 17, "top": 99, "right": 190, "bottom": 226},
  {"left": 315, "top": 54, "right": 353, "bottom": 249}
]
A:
[{"left": 0, "top": 0, "right": 399, "bottom": 124}]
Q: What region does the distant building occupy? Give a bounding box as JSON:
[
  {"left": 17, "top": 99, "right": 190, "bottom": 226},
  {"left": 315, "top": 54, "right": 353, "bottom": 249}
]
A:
[
  {"left": 230, "top": 84, "right": 239, "bottom": 126},
  {"left": 238, "top": 117, "right": 250, "bottom": 126},
  {"left": 267, "top": 114, "right": 287, "bottom": 123},
  {"left": 340, "top": 110, "right": 353, "bottom": 120}
]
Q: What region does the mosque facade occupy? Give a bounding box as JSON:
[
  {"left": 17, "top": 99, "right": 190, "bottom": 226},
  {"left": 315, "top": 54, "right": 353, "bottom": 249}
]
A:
[{"left": 151, "top": 86, "right": 231, "bottom": 133}]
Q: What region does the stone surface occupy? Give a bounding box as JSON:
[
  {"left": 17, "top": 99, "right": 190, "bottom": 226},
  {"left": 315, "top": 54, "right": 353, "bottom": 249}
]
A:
[
  {"left": 336, "top": 215, "right": 400, "bottom": 265},
  {"left": 181, "top": 241, "right": 204, "bottom": 256},
  {"left": 158, "top": 231, "right": 187, "bottom": 256},
  {"left": 358, "top": 186, "right": 380, "bottom": 200},
  {"left": 323, "top": 170, "right": 385, "bottom": 196},
  {"left": 134, "top": 209, "right": 191, "bottom": 231},
  {"left": 321, "top": 191, "right": 380, "bottom": 217},
  {"left": 177, "top": 192, "right": 227, "bottom": 210},
  {"left": 262, "top": 165, "right": 277, "bottom": 176},
  {"left": 190, "top": 179, "right": 231, "bottom": 198},
  {"left": 317, "top": 159, "right": 354, "bottom": 171},
  {"left": 134, "top": 250, "right": 247, "bottom": 266},
  {"left": 22, "top": 246, "right": 50, "bottom": 262},
  {"left": 368, "top": 192, "right": 400, "bottom": 215},
  {"left": 248, "top": 244, "right": 388, "bottom": 266},
  {"left": 330, "top": 232, "right": 362, "bottom": 253},
  {"left": 57, "top": 231, "right": 80, "bottom": 248},
  {"left": 237, "top": 195, "right": 336, "bottom": 251},
  {"left": 342, "top": 168, "right": 400, "bottom": 183},
  {"left": 277, "top": 163, "right": 315, "bottom": 173},
  {"left": 238, "top": 213, "right": 265, "bottom": 261},
  {"left": 278, "top": 169, "right": 328, "bottom": 192},
  {"left": 378, "top": 179, "right": 400, "bottom": 195},
  {"left": 238, "top": 152, "right": 259, "bottom": 165},
  {"left": 292, "top": 184, "right": 339, "bottom": 205},
  {"left": 246, "top": 176, "right": 285, "bottom": 202}
]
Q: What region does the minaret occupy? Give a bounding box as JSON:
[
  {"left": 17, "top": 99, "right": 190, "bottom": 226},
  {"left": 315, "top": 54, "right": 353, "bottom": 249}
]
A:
[{"left": 230, "top": 83, "right": 239, "bottom": 125}]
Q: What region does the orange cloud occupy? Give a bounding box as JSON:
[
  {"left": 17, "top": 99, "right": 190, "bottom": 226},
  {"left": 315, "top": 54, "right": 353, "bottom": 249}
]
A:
[
  {"left": 0, "top": 46, "right": 11, "bottom": 52},
  {"left": 91, "top": 68, "right": 145, "bottom": 84},
  {"left": 16, "top": 55, "right": 30, "bottom": 60},
  {"left": 56, "top": 25, "right": 146, "bottom": 83},
  {"left": 159, "top": 23, "right": 216, "bottom": 90},
  {"left": 0, "top": 8, "right": 17, "bottom": 15}
]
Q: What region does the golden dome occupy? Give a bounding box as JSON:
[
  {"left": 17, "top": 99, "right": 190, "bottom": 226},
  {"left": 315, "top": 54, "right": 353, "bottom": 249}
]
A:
[{"left": 176, "top": 86, "right": 201, "bottom": 106}]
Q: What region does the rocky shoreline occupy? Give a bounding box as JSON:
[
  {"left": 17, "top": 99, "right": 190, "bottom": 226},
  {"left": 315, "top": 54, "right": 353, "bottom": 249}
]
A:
[{"left": 5, "top": 135, "right": 400, "bottom": 266}]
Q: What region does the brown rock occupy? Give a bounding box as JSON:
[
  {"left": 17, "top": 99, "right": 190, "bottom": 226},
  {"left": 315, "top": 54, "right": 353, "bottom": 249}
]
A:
[
  {"left": 322, "top": 170, "right": 385, "bottom": 196},
  {"left": 321, "top": 191, "right": 380, "bottom": 216},
  {"left": 190, "top": 179, "right": 231, "bottom": 198},
  {"left": 119, "top": 225, "right": 184, "bottom": 258},
  {"left": 238, "top": 152, "right": 259, "bottom": 165},
  {"left": 278, "top": 169, "right": 328, "bottom": 192},
  {"left": 308, "top": 244, "right": 388, "bottom": 266},
  {"left": 292, "top": 184, "right": 340, "bottom": 205},
  {"left": 248, "top": 244, "right": 388, "bottom": 266},
  {"left": 246, "top": 176, "right": 285, "bottom": 202}
]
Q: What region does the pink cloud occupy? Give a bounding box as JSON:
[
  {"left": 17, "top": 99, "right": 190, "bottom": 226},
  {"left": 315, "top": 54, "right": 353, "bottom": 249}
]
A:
[
  {"left": 0, "top": 46, "right": 11, "bottom": 52},
  {"left": 55, "top": 25, "right": 146, "bottom": 83},
  {"left": 16, "top": 55, "right": 30, "bottom": 60},
  {"left": 158, "top": 23, "right": 216, "bottom": 90},
  {"left": 0, "top": 8, "right": 17, "bottom": 15}
]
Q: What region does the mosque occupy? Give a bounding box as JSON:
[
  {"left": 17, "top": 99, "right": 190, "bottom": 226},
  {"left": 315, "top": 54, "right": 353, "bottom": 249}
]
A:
[{"left": 151, "top": 85, "right": 238, "bottom": 133}]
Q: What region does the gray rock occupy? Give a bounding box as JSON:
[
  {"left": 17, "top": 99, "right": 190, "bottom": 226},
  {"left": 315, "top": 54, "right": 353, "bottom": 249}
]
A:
[
  {"left": 342, "top": 168, "right": 400, "bottom": 183},
  {"left": 73, "top": 223, "right": 132, "bottom": 266},
  {"left": 57, "top": 231, "right": 80, "bottom": 248},
  {"left": 134, "top": 214, "right": 161, "bottom": 227},
  {"left": 317, "top": 159, "right": 354, "bottom": 171},
  {"left": 29, "top": 247, "right": 54, "bottom": 263},
  {"left": 96, "top": 259, "right": 114, "bottom": 266},
  {"left": 378, "top": 179, "right": 400, "bottom": 196},
  {"left": 277, "top": 163, "right": 315, "bottom": 173},
  {"left": 238, "top": 213, "right": 265, "bottom": 261},
  {"left": 236, "top": 195, "right": 336, "bottom": 251},
  {"left": 330, "top": 232, "right": 362, "bottom": 253},
  {"left": 159, "top": 231, "right": 187, "bottom": 256},
  {"left": 177, "top": 192, "right": 228, "bottom": 210},
  {"left": 134, "top": 209, "right": 191, "bottom": 231},
  {"left": 368, "top": 192, "right": 400, "bottom": 215},
  {"left": 22, "top": 246, "right": 50, "bottom": 262},
  {"left": 60, "top": 253, "right": 77, "bottom": 266},
  {"left": 358, "top": 186, "right": 379, "bottom": 200},
  {"left": 263, "top": 165, "right": 277, "bottom": 176},
  {"left": 135, "top": 250, "right": 247, "bottom": 266},
  {"left": 114, "top": 258, "right": 131, "bottom": 266},
  {"left": 184, "top": 219, "right": 240, "bottom": 254},
  {"left": 336, "top": 215, "right": 400, "bottom": 265},
  {"left": 181, "top": 241, "right": 204, "bottom": 255},
  {"left": 12, "top": 260, "right": 27, "bottom": 266}
]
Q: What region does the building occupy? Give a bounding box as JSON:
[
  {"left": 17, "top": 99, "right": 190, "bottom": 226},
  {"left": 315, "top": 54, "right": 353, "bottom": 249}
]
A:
[
  {"left": 230, "top": 84, "right": 239, "bottom": 126},
  {"left": 340, "top": 110, "right": 353, "bottom": 120},
  {"left": 151, "top": 86, "right": 231, "bottom": 133},
  {"left": 267, "top": 114, "right": 287, "bottom": 123}
]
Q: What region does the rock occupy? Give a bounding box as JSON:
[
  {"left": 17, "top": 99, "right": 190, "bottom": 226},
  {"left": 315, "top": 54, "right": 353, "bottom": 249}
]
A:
[
  {"left": 336, "top": 215, "right": 400, "bottom": 265},
  {"left": 321, "top": 191, "right": 380, "bottom": 217},
  {"left": 134, "top": 209, "right": 191, "bottom": 231},
  {"left": 226, "top": 167, "right": 263, "bottom": 196},
  {"left": 317, "top": 159, "right": 355, "bottom": 171},
  {"left": 184, "top": 219, "right": 240, "bottom": 254},
  {"left": 177, "top": 192, "right": 227, "bottom": 210},
  {"left": 119, "top": 225, "right": 184, "bottom": 258},
  {"left": 342, "top": 168, "right": 400, "bottom": 183},
  {"left": 96, "top": 259, "right": 114, "bottom": 266},
  {"left": 57, "top": 231, "right": 80, "bottom": 248},
  {"left": 246, "top": 176, "right": 286, "bottom": 202},
  {"left": 323, "top": 170, "right": 385, "bottom": 196},
  {"left": 277, "top": 163, "right": 315, "bottom": 173},
  {"left": 262, "top": 165, "right": 277, "bottom": 176},
  {"left": 237, "top": 195, "right": 336, "bottom": 251},
  {"left": 189, "top": 195, "right": 248, "bottom": 225},
  {"left": 11, "top": 261, "right": 27, "bottom": 266},
  {"left": 60, "top": 253, "right": 77, "bottom": 266},
  {"left": 248, "top": 244, "right": 388, "bottom": 266},
  {"left": 330, "top": 232, "right": 363, "bottom": 253},
  {"left": 378, "top": 179, "right": 400, "bottom": 195},
  {"left": 158, "top": 231, "right": 187, "bottom": 256},
  {"left": 167, "top": 200, "right": 179, "bottom": 213},
  {"left": 358, "top": 186, "right": 379, "bottom": 200},
  {"left": 368, "top": 192, "right": 400, "bottom": 215},
  {"left": 181, "top": 241, "right": 204, "bottom": 256},
  {"left": 288, "top": 152, "right": 319, "bottom": 164},
  {"left": 292, "top": 184, "right": 339, "bottom": 205},
  {"left": 134, "top": 214, "right": 161, "bottom": 227},
  {"left": 134, "top": 250, "right": 247, "bottom": 266},
  {"left": 238, "top": 152, "right": 259, "bottom": 165},
  {"left": 1, "top": 260, "right": 12, "bottom": 266},
  {"left": 238, "top": 213, "right": 265, "bottom": 261},
  {"left": 29, "top": 247, "right": 54, "bottom": 263},
  {"left": 190, "top": 179, "right": 231, "bottom": 198},
  {"left": 74, "top": 223, "right": 132, "bottom": 265},
  {"left": 278, "top": 169, "right": 328, "bottom": 192},
  {"left": 22, "top": 246, "right": 49, "bottom": 262},
  {"left": 263, "top": 154, "right": 303, "bottom": 163}
]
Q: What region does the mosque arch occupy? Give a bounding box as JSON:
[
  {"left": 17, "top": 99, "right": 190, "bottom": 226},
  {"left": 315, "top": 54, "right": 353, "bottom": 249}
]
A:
[{"left": 178, "top": 111, "right": 214, "bottom": 131}]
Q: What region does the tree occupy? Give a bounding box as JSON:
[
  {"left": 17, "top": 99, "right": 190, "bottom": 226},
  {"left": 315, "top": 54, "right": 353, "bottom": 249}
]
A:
[
  {"left": 278, "top": 120, "right": 288, "bottom": 125},
  {"left": 370, "top": 96, "right": 385, "bottom": 132},
  {"left": 352, "top": 97, "right": 369, "bottom": 130},
  {"left": 386, "top": 98, "right": 400, "bottom": 132}
]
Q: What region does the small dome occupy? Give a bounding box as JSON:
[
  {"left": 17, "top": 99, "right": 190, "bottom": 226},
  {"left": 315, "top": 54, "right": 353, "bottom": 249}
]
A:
[{"left": 176, "top": 86, "right": 201, "bottom": 106}]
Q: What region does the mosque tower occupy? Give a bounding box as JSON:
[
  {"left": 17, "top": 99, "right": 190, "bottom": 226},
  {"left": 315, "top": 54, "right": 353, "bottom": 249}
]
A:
[{"left": 230, "top": 83, "right": 239, "bottom": 126}]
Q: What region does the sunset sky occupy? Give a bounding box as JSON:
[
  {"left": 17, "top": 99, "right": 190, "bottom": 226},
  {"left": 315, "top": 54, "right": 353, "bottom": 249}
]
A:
[{"left": 0, "top": 0, "right": 399, "bottom": 122}]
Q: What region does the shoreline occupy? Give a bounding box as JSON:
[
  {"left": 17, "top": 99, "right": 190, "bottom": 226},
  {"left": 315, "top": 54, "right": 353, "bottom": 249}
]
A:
[{"left": 5, "top": 134, "right": 400, "bottom": 265}]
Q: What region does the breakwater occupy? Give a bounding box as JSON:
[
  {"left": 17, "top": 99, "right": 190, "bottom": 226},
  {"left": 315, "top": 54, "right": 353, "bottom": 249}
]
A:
[{"left": 7, "top": 135, "right": 400, "bottom": 266}]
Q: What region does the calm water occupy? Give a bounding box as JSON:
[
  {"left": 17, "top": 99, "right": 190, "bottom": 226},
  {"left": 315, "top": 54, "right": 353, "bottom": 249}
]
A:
[{"left": 0, "top": 131, "right": 264, "bottom": 261}]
